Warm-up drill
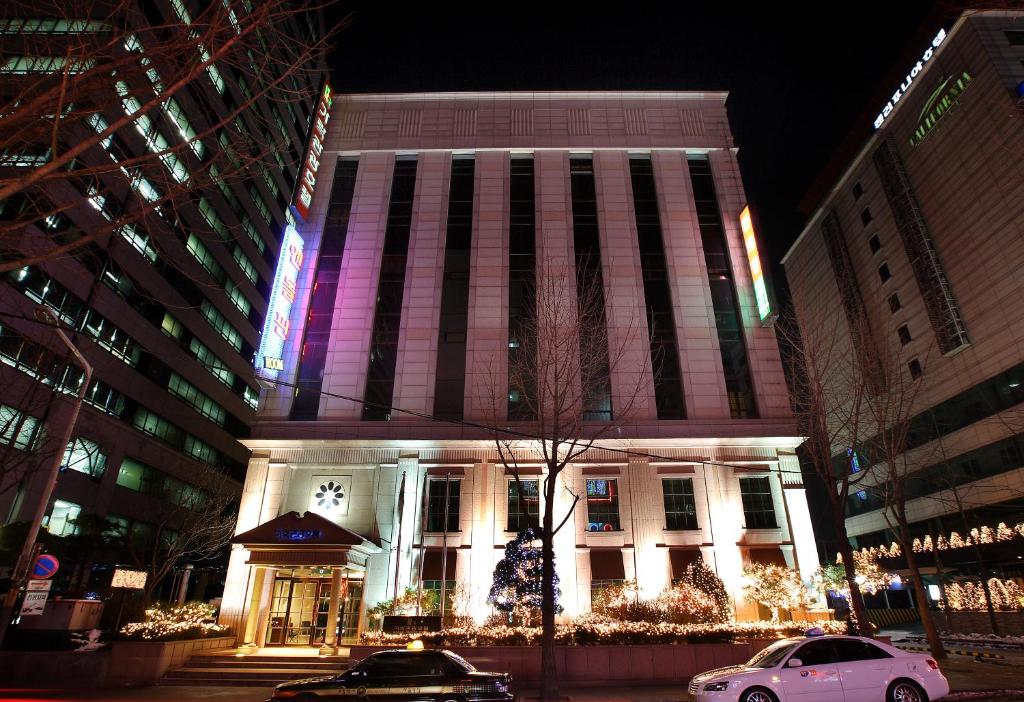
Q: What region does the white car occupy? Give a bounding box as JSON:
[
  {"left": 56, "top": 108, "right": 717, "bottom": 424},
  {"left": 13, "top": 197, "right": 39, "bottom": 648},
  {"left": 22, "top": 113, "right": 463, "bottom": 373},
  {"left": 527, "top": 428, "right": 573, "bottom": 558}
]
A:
[{"left": 687, "top": 632, "right": 949, "bottom": 702}]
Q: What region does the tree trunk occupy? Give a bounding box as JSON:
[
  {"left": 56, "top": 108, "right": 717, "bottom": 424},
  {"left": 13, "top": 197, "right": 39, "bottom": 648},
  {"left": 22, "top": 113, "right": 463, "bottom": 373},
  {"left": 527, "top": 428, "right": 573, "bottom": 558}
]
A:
[
  {"left": 974, "top": 549, "right": 1001, "bottom": 636},
  {"left": 539, "top": 488, "right": 559, "bottom": 702},
  {"left": 901, "top": 525, "right": 946, "bottom": 659},
  {"left": 836, "top": 538, "right": 873, "bottom": 637}
]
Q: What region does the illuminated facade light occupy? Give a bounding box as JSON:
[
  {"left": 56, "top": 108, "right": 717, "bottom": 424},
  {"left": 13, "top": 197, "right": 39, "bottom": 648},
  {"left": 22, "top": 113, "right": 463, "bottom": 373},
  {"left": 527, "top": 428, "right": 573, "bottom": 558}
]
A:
[
  {"left": 739, "top": 205, "right": 772, "bottom": 322},
  {"left": 873, "top": 28, "right": 947, "bottom": 130}
]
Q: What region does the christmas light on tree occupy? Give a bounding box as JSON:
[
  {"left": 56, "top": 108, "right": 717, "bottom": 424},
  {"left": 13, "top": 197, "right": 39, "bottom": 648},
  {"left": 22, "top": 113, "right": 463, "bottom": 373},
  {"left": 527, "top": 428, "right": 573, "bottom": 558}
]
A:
[
  {"left": 679, "top": 557, "right": 731, "bottom": 623},
  {"left": 487, "top": 528, "right": 561, "bottom": 624}
]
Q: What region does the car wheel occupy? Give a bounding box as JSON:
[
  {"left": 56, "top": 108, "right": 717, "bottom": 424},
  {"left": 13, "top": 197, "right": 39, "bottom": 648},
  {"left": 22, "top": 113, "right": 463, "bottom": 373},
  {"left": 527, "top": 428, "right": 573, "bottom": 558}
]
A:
[
  {"left": 888, "top": 679, "right": 928, "bottom": 702},
  {"left": 740, "top": 687, "right": 778, "bottom": 702}
]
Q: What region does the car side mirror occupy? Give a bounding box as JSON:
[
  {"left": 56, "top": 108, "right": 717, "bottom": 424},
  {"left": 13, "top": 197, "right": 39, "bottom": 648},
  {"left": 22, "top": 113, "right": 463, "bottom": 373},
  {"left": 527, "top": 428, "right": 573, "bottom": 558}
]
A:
[{"left": 787, "top": 658, "right": 803, "bottom": 668}]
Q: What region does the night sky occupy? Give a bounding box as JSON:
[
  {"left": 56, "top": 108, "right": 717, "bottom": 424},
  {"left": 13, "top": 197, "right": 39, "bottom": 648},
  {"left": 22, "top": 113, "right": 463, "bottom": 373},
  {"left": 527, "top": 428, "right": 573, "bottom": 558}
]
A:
[{"left": 326, "top": 2, "right": 948, "bottom": 294}]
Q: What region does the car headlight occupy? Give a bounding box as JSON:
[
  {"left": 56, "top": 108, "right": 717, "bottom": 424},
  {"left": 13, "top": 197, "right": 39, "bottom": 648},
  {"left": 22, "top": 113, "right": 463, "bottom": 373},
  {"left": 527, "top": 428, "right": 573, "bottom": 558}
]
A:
[{"left": 703, "top": 681, "right": 731, "bottom": 692}]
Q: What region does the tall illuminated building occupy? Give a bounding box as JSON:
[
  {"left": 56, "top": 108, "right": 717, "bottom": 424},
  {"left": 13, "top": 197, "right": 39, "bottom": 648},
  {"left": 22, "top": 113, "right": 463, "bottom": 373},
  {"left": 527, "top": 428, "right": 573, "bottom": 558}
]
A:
[
  {"left": 220, "top": 90, "right": 822, "bottom": 648},
  {"left": 0, "top": 2, "right": 327, "bottom": 599},
  {"left": 784, "top": 11, "right": 1024, "bottom": 594}
]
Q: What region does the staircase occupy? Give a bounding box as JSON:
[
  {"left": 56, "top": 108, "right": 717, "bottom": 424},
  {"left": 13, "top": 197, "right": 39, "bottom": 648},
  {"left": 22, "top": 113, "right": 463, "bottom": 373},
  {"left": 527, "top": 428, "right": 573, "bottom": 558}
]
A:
[{"left": 161, "top": 651, "right": 350, "bottom": 687}]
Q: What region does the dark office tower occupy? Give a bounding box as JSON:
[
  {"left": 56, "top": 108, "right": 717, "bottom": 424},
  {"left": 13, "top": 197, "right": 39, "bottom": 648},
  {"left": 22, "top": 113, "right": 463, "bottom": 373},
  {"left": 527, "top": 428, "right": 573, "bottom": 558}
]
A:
[{"left": 0, "top": 1, "right": 328, "bottom": 599}]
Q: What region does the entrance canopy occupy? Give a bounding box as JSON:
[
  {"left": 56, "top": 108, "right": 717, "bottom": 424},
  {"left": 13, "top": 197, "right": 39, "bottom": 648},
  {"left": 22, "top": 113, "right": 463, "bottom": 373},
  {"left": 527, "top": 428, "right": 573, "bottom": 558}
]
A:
[{"left": 232, "top": 511, "right": 380, "bottom": 568}]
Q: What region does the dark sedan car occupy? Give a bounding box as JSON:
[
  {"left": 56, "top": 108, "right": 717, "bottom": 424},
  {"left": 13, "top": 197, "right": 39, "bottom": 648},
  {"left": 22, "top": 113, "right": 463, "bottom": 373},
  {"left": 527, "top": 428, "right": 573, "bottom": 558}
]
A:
[{"left": 270, "top": 648, "right": 514, "bottom": 702}]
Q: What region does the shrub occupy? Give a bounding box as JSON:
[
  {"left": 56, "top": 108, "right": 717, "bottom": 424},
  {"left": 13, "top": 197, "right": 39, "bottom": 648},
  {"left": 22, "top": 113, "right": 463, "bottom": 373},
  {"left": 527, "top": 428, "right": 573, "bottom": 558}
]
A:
[{"left": 118, "top": 601, "right": 229, "bottom": 642}]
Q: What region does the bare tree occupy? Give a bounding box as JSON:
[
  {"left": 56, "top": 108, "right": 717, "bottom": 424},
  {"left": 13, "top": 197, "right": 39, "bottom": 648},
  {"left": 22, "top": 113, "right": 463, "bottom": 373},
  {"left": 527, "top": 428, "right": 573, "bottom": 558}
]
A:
[
  {"left": 488, "top": 262, "right": 649, "bottom": 702},
  {"left": 777, "top": 302, "right": 877, "bottom": 636},
  {"left": 0, "top": 0, "right": 343, "bottom": 274},
  {"left": 113, "top": 469, "right": 238, "bottom": 601}
]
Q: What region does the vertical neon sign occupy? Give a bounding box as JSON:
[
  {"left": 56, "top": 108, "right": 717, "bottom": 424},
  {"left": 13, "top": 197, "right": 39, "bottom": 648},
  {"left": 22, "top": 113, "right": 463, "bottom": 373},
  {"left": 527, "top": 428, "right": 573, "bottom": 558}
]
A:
[
  {"left": 739, "top": 205, "right": 771, "bottom": 323},
  {"left": 256, "top": 224, "right": 304, "bottom": 379},
  {"left": 292, "top": 82, "right": 333, "bottom": 221}
]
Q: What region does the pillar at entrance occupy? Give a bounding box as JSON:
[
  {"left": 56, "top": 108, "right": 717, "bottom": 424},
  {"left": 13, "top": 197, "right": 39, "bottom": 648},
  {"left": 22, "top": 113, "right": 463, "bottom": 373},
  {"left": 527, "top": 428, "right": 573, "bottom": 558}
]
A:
[
  {"left": 321, "top": 568, "right": 344, "bottom": 654},
  {"left": 241, "top": 567, "right": 267, "bottom": 649}
]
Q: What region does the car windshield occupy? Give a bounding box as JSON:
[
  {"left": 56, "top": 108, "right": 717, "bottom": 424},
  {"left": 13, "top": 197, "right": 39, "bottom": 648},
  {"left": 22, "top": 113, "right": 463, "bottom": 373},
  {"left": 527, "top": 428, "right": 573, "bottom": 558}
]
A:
[
  {"left": 443, "top": 650, "right": 476, "bottom": 672},
  {"left": 747, "top": 641, "right": 800, "bottom": 668}
]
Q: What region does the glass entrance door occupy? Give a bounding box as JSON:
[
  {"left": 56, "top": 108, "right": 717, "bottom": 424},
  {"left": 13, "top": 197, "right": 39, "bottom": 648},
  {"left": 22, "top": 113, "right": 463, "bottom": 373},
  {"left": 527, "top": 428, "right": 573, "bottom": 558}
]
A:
[{"left": 266, "top": 570, "right": 365, "bottom": 646}]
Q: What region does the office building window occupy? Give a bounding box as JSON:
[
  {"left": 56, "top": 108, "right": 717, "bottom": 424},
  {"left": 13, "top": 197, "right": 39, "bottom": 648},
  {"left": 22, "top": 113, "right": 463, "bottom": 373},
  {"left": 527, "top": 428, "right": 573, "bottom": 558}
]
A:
[
  {"left": 44, "top": 499, "right": 81, "bottom": 536},
  {"left": 888, "top": 293, "right": 902, "bottom": 314},
  {"left": 425, "top": 479, "right": 460, "bottom": 532},
  {"left": 861, "top": 208, "right": 872, "bottom": 226},
  {"left": 878, "top": 263, "right": 891, "bottom": 283},
  {"left": 589, "top": 550, "right": 626, "bottom": 603},
  {"left": 739, "top": 476, "right": 777, "bottom": 529},
  {"left": 290, "top": 160, "right": 358, "bottom": 419},
  {"left": 507, "top": 479, "right": 539, "bottom": 532},
  {"left": 62, "top": 437, "right": 106, "bottom": 478},
  {"left": 433, "top": 155, "right": 475, "bottom": 420},
  {"left": 0, "top": 403, "right": 40, "bottom": 451},
  {"left": 852, "top": 182, "right": 864, "bottom": 200},
  {"left": 116, "top": 457, "right": 159, "bottom": 493},
  {"left": 908, "top": 358, "right": 923, "bottom": 379},
  {"left": 586, "top": 479, "right": 620, "bottom": 531},
  {"left": 508, "top": 155, "right": 536, "bottom": 420},
  {"left": 898, "top": 325, "right": 912, "bottom": 345},
  {"left": 662, "top": 478, "right": 698, "bottom": 530},
  {"left": 363, "top": 157, "right": 417, "bottom": 421},
  {"left": 1005, "top": 30, "right": 1024, "bottom": 46},
  {"left": 686, "top": 155, "right": 757, "bottom": 418},
  {"left": 869, "top": 234, "right": 881, "bottom": 254},
  {"left": 631, "top": 156, "right": 686, "bottom": 419},
  {"left": 570, "top": 156, "right": 612, "bottom": 420}
]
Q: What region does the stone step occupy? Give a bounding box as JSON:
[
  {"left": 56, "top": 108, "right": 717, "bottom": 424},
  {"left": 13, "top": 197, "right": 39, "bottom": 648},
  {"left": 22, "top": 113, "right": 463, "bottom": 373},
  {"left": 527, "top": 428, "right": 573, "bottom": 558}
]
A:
[
  {"left": 186, "top": 657, "right": 346, "bottom": 669},
  {"left": 162, "top": 666, "right": 336, "bottom": 686}
]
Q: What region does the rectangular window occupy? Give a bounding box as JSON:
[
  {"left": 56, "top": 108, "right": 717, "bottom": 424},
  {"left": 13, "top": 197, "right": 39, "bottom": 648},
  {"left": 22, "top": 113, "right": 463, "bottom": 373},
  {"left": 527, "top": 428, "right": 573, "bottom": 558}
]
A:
[
  {"left": 586, "top": 478, "right": 620, "bottom": 531},
  {"left": 686, "top": 155, "right": 757, "bottom": 418},
  {"left": 662, "top": 478, "right": 698, "bottom": 530},
  {"left": 570, "top": 156, "right": 612, "bottom": 420},
  {"left": 167, "top": 373, "right": 227, "bottom": 425},
  {"left": 433, "top": 155, "right": 475, "bottom": 420},
  {"left": 1005, "top": 30, "right": 1024, "bottom": 46},
  {"left": 888, "top": 293, "right": 902, "bottom": 314},
  {"left": 898, "top": 324, "right": 912, "bottom": 345},
  {"left": 44, "top": 499, "right": 81, "bottom": 536},
  {"left": 852, "top": 182, "right": 864, "bottom": 200},
  {"left": 116, "top": 457, "right": 159, "bottom": 493},
  {"left": 507, "top": 479, "right": 539, "bottom": 532},
  {"left": 908, "top": 358, "right": 923, "bottom": 379},
  {"left": 200, "top": 299, "right": 243, "bottom": 351},
  {"left": 0, "top": 403, "right": 40, "bottom": 451},
  {"left": 878, "top": 262, "right": 891, "bottom": 283},
  {"left": 739, "top": 476, "right": 777, "bottom": 529},
  {"left": 62, "top": 437, "right": 107, "bottom": 478},
  {"left": 861, "top": 208, "right": 872, "bottom": 226},
  {"left": 508, "top": 155, "right": 536, "bottom": 420},
  {"left": 425, "top": 479, "right": 460, "bottom": 532},
  {"left": 869, "top": 234, "right": 881, "bottom": 254},
  {"left": 291, "top": 159, "right": 359, "bottom": 419},
  {"left": 363, "top": 157, "right": 418, "bottom": 420}
]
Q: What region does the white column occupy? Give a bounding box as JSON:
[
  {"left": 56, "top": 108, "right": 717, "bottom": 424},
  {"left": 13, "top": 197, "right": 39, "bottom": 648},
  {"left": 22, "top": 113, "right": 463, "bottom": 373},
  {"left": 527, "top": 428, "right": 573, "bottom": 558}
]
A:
[{"left": 322, "top": 568, "right": 345, "bottom": 652}]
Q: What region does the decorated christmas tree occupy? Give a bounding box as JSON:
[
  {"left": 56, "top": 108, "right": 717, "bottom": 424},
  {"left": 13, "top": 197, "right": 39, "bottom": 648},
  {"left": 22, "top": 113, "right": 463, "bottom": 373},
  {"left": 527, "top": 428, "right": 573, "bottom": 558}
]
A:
[
  {"left": 680, "top": 557, "right": 732, "bottom": 622},
  {"left": 487, "top": 528, "right": 561, "bottom": 624}
]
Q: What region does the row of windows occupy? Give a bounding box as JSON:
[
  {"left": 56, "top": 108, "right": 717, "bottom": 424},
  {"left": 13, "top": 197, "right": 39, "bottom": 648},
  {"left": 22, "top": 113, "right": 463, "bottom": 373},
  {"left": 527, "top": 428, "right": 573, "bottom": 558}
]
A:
[
  {"left": 167, "top": 373, "right": 228, "bottom": 426},
  {"left": 116, "top": 456, "right": 210, "bottom": 508},
  {"left": 421, "top": 475, "right": 778, "bottom": 533}
]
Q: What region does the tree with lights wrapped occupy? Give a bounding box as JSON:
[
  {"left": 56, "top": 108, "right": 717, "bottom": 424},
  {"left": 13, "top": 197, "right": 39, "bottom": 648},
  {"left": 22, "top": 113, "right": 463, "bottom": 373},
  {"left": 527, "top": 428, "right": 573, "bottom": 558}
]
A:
[
  {"left": 743, "top": 563, "right": 811, "bottom": 623},
  {"left": 488, "top": 528, "right": 560, "bottom": 625},
  {"left": 679, "top": 557, "right": 732, "bottom": 623}
]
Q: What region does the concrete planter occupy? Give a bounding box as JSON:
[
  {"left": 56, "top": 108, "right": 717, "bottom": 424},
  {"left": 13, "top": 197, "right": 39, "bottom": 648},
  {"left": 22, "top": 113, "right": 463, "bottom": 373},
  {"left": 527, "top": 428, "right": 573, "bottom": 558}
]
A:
[
  {"left": 106, "top": 635, "right": 236, "bottom": 686},
  {"left": 350, "top": 643, "right": 757, "bottom": 685}
]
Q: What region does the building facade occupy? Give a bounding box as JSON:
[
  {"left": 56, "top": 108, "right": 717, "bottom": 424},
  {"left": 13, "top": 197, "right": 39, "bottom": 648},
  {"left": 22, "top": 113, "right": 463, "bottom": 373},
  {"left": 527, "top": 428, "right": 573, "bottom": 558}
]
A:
[
  {"left": 0, "top": 2, "right": 326, "bottom": 597},
  {"left": 783, "top": 12, "right": 1024, "bottom": 586},
  {"left": 221, "top": 91, "right": 821, "bottom": 649}
]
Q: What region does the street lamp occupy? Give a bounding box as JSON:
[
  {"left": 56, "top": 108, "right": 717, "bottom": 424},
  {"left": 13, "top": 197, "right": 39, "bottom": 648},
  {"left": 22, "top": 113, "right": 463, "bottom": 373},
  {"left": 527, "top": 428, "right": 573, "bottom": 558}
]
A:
[{"left": 0, "top": 306, "right": 93, "bottom": 647}]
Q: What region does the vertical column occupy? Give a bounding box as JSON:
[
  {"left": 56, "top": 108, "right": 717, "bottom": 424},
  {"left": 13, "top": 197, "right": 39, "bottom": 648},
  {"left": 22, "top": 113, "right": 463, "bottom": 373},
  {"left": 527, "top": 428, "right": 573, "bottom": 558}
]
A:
[
  {"left": 220, "top": 454, "right": 270, "bottom": 632},
  {"left": 465, "top": 151, "right": 509, "bottom": 421},
  {"left": 624, "top": 458, "right": 668, "bottom": 599},
  {"left": 468, "top": 461, "right": 495, "bottom": 623},
  {"left": 594, "top": 152, "right": 656, "bottom": 420},
  {"left": 709, "top": 149, "right": 791, "bottom": 418},
  {"left": 554, "top": 463, "right": 582, "bottom": 617},
  {"left": 702, "top": 463, "right": 744, "bottom": 609},
  {"left": 393, "top": 152, "right": 449, "bottom": 418},
  {"left": 536, "top": 151, "right": 573, "bottom": 271},
  {"left": 255, "top": 570, "right": 275, "bottom": 647},
  {"left": 780, "top": 453, "right": 821, "bottom": 586},
  {"left": 322, "top": 568, "right": 344, "bottom": 651},
  {"left": 394, "top": 456, "right": 423, "bottom": 595},
  {"left": 241, "top": 566, "right": 268, "bottom": 648},
  {"left": 320, "top": 152, "right": 395, "bottom": 417},
  {"left": 653, "top": 151, "right": 729, "bottom": 419},
  {"left": 364, "top": 466, "right": 398, "bottom": 608}
]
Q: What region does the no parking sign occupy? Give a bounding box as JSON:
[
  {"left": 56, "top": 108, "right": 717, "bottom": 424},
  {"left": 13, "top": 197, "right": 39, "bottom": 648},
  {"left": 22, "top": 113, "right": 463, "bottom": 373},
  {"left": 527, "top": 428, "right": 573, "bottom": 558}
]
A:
[{"left": 31, "top": 554, "right": 59, "bottom": 579}]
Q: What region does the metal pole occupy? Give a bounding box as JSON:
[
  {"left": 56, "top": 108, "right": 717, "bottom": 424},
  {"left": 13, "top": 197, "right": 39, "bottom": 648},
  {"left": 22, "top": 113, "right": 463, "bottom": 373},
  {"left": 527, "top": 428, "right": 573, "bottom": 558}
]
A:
[
  {"left": 0, "top": 306, "right": 92, "bottom": 648},
  {"left": 439, "top": 473, "right": 451, "bottom": 624}
]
